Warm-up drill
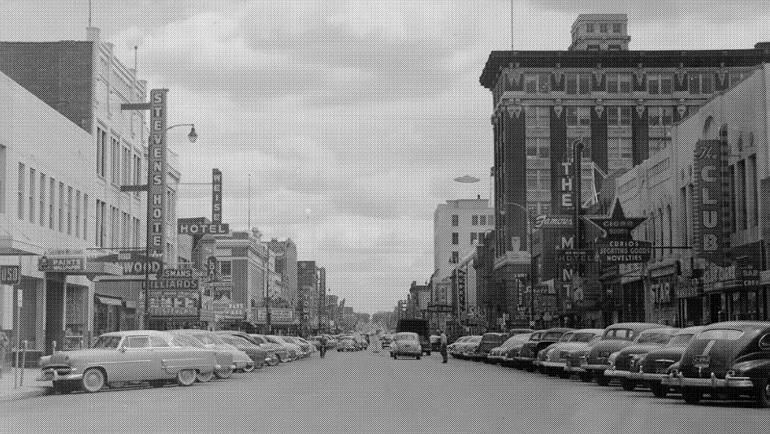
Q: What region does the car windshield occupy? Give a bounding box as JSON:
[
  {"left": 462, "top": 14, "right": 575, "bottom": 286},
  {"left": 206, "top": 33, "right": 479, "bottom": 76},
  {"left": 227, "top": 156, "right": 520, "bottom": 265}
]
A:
[
  {"left": 394, "top": 333, "right": 417, "bottom": 341},
  {"left": 192, "top": 333, "right": 216, "bottom": 345},
  {"left": 636, "top": 332, "right": 674, "bottom": 345},
  {"left": 221, "top": 335, "right": 249, "bottom": 346},
  {"left": 542, "top": 332, "right": 564, "bottom": 341},
  {"left": 529, "top": 333, "right": 542, "bottom": 341},
  {"left": 604, "top": 329, "right": 633, "bottom": 340},
  {"left": 696, "top": 329, "right": 744, "bottom": 341},
  {"left": 667, "top": 333, "right": 695, "bottom": 346},
  {"left": 572, "top": 333, "right": 598, "bottom": 343},
  {"left": 172, "top": 335, "right": 205, "bottom": 348},
  {"left": 470, "top": 336, "right": 482, "bottom": 342},
  {"left": 93, "top": 335, "right": 122, "bottom": 349},
  {"left": 558, "top": 332, "right": 574, "bottom": 342}
]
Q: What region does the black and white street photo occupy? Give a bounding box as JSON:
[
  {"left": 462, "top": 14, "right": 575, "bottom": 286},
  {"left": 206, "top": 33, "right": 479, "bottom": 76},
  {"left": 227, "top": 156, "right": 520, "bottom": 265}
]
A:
[{"left": 1, "top": 1, "right": 770, "bottom": 432}]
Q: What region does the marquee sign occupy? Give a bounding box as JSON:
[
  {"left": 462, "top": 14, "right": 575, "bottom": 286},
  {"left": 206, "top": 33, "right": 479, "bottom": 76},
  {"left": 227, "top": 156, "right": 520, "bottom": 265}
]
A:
[
  {"left": 212, "top": 168, "right": 222, "bottom": 223},
  {"left": 147, "top": 289, "right": 199, "bottom": 317},
  {"left": 589, "top": 200, "right": 649, "bottom": 264},
  {"left": 91, "top": 251, "right": 162, "bottom": 275},
  {"left": 148, "top": 89, "right": 168, "bottom": 258}
]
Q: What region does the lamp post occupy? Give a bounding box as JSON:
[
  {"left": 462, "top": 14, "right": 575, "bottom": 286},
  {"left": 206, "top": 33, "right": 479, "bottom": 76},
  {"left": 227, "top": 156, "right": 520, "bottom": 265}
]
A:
[{"left": 499, "top": 201, "right": 534, "bottom": 328}]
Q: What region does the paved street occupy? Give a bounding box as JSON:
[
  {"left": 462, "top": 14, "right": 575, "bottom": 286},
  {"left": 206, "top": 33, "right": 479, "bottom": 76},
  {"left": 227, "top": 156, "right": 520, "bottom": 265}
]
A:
[{"left": 1, "top": 351, "right": 768, "bottom": 433}]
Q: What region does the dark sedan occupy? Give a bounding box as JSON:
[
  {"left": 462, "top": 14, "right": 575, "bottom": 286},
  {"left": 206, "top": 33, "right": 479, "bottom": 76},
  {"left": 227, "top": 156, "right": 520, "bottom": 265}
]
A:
[
  {"left": 629, "top": 326, "right": 704, "bottom": 397},
  {"left": 605, "top": 327, "right": 678, "bottom": 391},
  {"left": 469, "top": 333, "right": 508, "bottom": 362},
  {"left": 515, "top": 328, "right": 573, "bottom": 371},
  {"left": 582, "top": 322, "right": 663, "bottom": 386},
  {"left": 663, "top": 321, "right": 770, "bottom": 407}
]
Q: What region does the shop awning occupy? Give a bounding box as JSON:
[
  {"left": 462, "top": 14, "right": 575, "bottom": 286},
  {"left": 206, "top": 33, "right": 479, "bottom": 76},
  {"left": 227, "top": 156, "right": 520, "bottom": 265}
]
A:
[
  {"left": 96, "top": 296, "right": 123, "bottom": 306},
  {"left": 0, "top": 235, "right": 45, "bottom": 256}
]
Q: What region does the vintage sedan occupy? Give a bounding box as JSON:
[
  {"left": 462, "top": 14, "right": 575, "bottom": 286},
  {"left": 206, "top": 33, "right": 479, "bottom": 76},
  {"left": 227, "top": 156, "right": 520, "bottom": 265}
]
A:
[
  {"left": 605, "top": 327, "right": 678, "bottom": 391},
  {"left": 663, "top": 321, "right": 770, "bottom": 407},
  {"left": 390, "top": 332, "right": 422, "bottom": 359},
  {"left": 469, "top": 333, "right": 508, "bottom": 362},
  {"left": 170, "top": 330, "right": 250, "bottom": 378},
  {"left": 582, "top": 322, "right": 663, "bottom": 386},
  {"left": 626, "top": 326, "right": 704, "bottom": 397},
  {"left": 502, "top": 331, "right": 542, "bottom": 368},
  {"left": 249, "top": 334, "right": 286, "bottom": 365},
  {"left": 447, "top": 336, "right": 472, "bottom": 357},
  {"left": 538, "top": 329, "right": 603, "bottom": 377},
  {"left": 516, "top": 328, "right": 572, "bottom": 371},
  {"left": 38, "top": 330, "right": 216, "bottom": 393},
  {"left": 215, "top": 332, "right": 267, "bottom": 371},
  {"left": 488, "top": 333, "right": 533, "bottom": 364}
]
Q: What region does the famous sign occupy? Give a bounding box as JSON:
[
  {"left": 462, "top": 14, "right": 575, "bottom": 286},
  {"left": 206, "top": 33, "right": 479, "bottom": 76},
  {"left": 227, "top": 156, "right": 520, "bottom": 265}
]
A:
[
  {"left": 534, "top": 214, "right": 573, "bottom": 229},
  {"left": 595, "top": 240, "right": 652, "bottom": 263},
  {"left": 589, "top": 199, "right": 646, "bottom": 241}
]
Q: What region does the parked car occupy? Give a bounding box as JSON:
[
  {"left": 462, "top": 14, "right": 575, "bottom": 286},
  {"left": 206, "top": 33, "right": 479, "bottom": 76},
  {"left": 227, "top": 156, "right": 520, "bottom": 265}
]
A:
[
  {"left": 448, "top": 336, "right": 472, "bottom": 357},
  {"left": 248, "top": 334, "right": 287, "bottom": 365},
  {"left": 516, "top": 328, "right": 573, "bottom": 371},
  {"left": 663, "top": 321, "right": 770, "bottom": 407},
  {"left": 507, "top": 328, "right": 535, "bottom": 336},
  {"left": 214, "top": 333, "right": 266, "bottom": 371},
  {"left": 582, "top": 323, "right": 664, "bottom": 386},
  {"left": 605, "top": 327, "right": 679, "bottom": 391},
  {"left": 390, "top": 332, "right": 422, "bottom": 359},
  {"left": 539, "top": 329, "right": 603, "bottom": 378},
  {"left": 283, "top": 336, "right": 312, "bottom": 358},
  {"left": 460, "top": 336, "right": 484, "bottom": 360},
  {"left": 167, "top": 330, "right": 242, "bottom": 380},
  {"left": 337, "top": 337, "right": 358, "bottom": 352},
  {"left": 396, "top": 319, "right": 431, "bottom": 355},
  {"left": 621, "top": 326, "right": 704, "bottom": 397},
  {"left": 502, "top": 331, "right": 543, "bottom": 368},
  {"left": 296, "top": 337, "right": 316, "bottom": 354},
  {"left": 468, "top": 333, "right": 508, "bottom": 362},
  {"left": 534, "top": 331, "right": 575, "bottom": 374},
  {"left": 264, "top": 335, "right": 299, "bottom": 361},
  {"left": 488, "top": 333, "right": 533, "bottom": 365},
  {"left": 38, "top": 330, "right": 215, "bottom": 393}
]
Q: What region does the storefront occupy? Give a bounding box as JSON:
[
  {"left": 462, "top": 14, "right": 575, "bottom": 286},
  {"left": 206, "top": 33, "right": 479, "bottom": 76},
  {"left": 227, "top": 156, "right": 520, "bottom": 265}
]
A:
[
  {"left": 702, "top": 257, "right": 763, "bottom": 323},
  {"left": 676, "top": 276, "right": 703, "bottom": 327},
  {"left": 647, "top": 261, "right": 679, "bottom": 326}
]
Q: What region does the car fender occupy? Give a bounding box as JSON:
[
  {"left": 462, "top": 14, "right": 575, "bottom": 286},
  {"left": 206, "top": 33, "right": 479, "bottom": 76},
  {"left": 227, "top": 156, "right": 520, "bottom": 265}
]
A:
[{"left": 731, "top": 355, "right": 770, "bottom": 378}]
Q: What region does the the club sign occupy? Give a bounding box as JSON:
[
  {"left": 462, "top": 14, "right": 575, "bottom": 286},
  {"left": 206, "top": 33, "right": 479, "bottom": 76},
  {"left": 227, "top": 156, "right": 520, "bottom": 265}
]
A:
[{"left": 177, "top": 222, "right": 229, "bottom": 235}]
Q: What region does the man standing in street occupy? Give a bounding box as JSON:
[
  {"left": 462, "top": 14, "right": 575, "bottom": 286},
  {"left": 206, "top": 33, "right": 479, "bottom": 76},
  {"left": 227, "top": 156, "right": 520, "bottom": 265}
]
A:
[{"left": 439, "top": 330, "right": 448, "bottom": 363}]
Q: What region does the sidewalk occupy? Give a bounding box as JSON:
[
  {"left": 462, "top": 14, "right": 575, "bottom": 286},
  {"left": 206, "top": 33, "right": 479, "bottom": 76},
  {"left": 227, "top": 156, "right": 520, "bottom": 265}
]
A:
[{"left": 0, "top": 366, "right": 49, "bottom": 402}]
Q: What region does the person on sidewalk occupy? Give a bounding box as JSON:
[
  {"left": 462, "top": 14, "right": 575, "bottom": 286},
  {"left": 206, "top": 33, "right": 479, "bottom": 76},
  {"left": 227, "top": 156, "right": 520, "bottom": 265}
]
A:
[{"left": 439, "top": 330, "right": 448, "bottom": 363}]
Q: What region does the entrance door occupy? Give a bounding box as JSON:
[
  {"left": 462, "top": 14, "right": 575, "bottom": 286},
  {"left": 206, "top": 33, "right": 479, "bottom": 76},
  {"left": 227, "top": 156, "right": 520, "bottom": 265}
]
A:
[{"left": 45, "top": 275, "right": 65, "bottom": 355}]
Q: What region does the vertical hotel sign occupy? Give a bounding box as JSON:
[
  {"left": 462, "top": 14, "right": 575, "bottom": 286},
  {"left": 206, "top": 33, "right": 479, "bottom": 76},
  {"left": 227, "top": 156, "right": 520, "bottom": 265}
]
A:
[
  {"left": 212, "top": 169, "right": 222, "bottom": 223},
  {"left": 149, "top": 89, "right": 168, "bottom": 258},
  {"left": 692, "top": 139, "right": 726, "bottom": 264}
]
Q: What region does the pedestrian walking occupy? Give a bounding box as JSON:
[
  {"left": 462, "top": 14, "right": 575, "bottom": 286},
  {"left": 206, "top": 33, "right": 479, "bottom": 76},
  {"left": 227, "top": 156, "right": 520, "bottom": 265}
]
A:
[
  {"left": 319, "top": 335, "right": 328, "bottom": 358},
  {"left": 439, "top": 330, "right": 448, "bottom": 363}
]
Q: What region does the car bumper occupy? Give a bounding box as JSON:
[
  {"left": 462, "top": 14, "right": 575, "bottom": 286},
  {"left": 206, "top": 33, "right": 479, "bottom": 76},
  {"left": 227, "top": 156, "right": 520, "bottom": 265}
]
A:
[
  {"left": 37, "top": 368, "right": 83, "bottom": 382},
  {"left": 541, "top": 361, "right": 567, "bottom": 369},
  {"left": 605, "top": 368, "right": 630, "bottom": 378},
  {"left": 565, "top": 365, "right": 587, "bottom": 373},
  {"left": 234, "top": 361, "right": 252, "bottom": 370},
  {"left": 514, "top": 357, "right": 535, "bottom": 363},
  {"left": 661, "top": 373, "right": 754, "bottom": 389},
  {"left": 582, "top": 363, "right": 610, "bottom": 373}
]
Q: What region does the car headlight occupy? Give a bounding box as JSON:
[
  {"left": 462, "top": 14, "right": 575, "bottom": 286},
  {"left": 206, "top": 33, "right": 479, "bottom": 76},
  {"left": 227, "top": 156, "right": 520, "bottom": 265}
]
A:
[{"left": 608, "top": 351, "right": 620, "bottom": 365}]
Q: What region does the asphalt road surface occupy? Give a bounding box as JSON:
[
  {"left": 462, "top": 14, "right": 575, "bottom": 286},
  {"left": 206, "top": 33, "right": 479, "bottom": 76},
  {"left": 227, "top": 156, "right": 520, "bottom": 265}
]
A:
[{"left": 1, "top": 351, "right": 768, "bottom": 433}]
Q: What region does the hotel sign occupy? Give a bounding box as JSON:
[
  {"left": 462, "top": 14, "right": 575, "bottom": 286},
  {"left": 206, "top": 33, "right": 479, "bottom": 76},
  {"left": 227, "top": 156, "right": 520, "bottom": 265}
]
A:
[
  {"left": 148, "top": 89, "right": 168, "bottom": 258},
  {"left": 692, "top": 139, "right": 725, "bottom": 264}
]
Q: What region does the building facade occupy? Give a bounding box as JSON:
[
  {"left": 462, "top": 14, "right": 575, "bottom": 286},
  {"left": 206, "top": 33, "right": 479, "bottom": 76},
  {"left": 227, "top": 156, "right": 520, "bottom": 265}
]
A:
[{"left": 479, "top": 13, "right": 770, "bottom": 327}]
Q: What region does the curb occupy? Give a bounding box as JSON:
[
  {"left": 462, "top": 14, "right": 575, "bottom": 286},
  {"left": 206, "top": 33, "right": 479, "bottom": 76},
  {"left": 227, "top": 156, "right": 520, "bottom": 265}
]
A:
[{"left": 0, "top": 386, "right": 49, "bottom": 402}]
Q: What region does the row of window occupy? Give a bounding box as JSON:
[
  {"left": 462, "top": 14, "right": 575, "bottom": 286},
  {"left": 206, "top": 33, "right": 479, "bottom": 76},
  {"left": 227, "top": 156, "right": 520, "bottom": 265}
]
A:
[
  {"left": 451, "top": 214, "right": 494, "bottom": 227},
  {"left": 585, "top": 22, "right": 624, "bottom": 34},
  {"left": 451, "top": 231, "right": 489, "bottom": 246},
  {"left": 520, "top": 72, "right": 742, "bottom": 95},
  {"left": 96, "top": 126, "right": 143, "bottom": 190},
  {"left": 17, "top": 163, "right": 88, "bottom": 240},
  {"left": 522, "top": 106, "right": 674, "bottom": 127}
]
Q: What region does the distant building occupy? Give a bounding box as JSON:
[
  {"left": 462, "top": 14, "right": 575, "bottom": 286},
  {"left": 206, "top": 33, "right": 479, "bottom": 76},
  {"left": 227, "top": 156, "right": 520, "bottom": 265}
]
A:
[{"left": 267, "top": 238, "right": 298, "bottom": 306}]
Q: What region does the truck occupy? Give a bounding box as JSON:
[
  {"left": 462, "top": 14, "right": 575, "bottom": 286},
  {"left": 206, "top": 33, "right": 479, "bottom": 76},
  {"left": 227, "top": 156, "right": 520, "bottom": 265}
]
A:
[{"left": 396, "top": 319, "right": 432, "bottom": 355}]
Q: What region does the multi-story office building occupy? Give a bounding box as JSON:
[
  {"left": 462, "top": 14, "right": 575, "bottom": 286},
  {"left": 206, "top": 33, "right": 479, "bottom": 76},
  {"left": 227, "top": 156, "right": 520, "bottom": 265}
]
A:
[
  {"left": 479, "top": 13, "right": 770, "bottom": 327},
  {"left": 433, "top": 198, "right": 494, "bottom": 284},
  {"left": 297, "top": 260, "right": 319, "bottom": 333},
  {"left": 0, "top": 27, "right": 182, "bottom": 352},
  {"left": 267, "top": 238, "right": 298, "bottom": 306}
]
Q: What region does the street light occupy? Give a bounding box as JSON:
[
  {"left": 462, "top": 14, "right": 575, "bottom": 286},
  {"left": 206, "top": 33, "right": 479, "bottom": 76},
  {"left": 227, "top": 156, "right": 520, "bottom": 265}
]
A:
[{"left": 499, "top": 201, "right": 535, "bottom": 328}]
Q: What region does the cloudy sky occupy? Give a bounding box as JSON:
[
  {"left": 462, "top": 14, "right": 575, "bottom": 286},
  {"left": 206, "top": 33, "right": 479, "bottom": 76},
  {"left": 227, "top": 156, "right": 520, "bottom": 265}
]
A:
[{"left": 1, "top": 1, "right": 768, "bottom": 313}]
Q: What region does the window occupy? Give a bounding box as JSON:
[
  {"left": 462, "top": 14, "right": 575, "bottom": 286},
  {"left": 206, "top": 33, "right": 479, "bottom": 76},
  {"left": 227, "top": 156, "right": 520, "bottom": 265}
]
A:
[
  {"left": 96, "top": 127, "right": 107, "bottom": 178},
  {"left": 612, "top": 23, "right": 622, "bottom": 33},
  {"left": 133, "top": 217, "right": 140, "bottom": 248},
  {"left": 648, "top": 107, "right": 674, "bottom": 127},
  {"left": 606, "top": 73, "right": 632, "bottom": 93},
  {"left": 83, "top": 194, "right": 88, "bottom": 240},
  {"left": 39, "top": 173, "right": 45, "bottom": 226},
  {"left": 149, "top": 336, "right": 169, "bottom": 347},
  {"left": 111, "top": 206, "right": 119, "bottom": 248},
  {"left": 524, "top": 74, "right": 550, "bottom": 94},
  {"left": 133, "top": 154, "right": 142, "bottom": 197},
  {"left": 472, "top": 215, "right": 478, "bottom": 226},
  {"left": 566, "top": 107, "right": 591, "bottom": 127},
  {"left": 689, "top": 72, "right": 714, "bottom": 94},
  {"left": 525, "top": 106, "right": 550, "bottom": 127},
  {"left": 646, "top": 74, "right": 673, "bottom": 95},
  {"left": 122, "top": 144, "right": 131, "bottom": 186},
  {"left": 749, "top": 155, "right": 758, "bottom": 227},
  {"left": 17, "top": 163, "right": 24, "bottom": 220},
  {"left": 526, "top": 137, "right": 549, "bottom": 158},
  {"left": 28, "top": 168, "right": 35, "bottom": 223},
  {"left": 586, "top": 23, "right": 594, "bottom": 33},
  {"left": 488, "top": 215, "right": 494, "bottom": 225},
  {"left": 75, "top": 191, "right": 81, "bottom": 238},
  {"left": 566, "top": 73, "right": 591, "bottom": 95},
  {"left": 607, "top": 106, "right": 632, "bottom": 126},
  {"left": 452, "top": 232, "right": 459, "bottom": 245},
  {"left": 607, "top": 138, "right": 633, "bottom": 160},
  {"left": 608, "top": 44, "right": 621, "bottom": 51},
  {"left": 451, "top": 214, "right": 459, "bottom": 226},
  {"left": 451, "top": 251, "right": 459, "bottom": 264},
  {"left": 479, "top": 215, "right": 486, "bottom": 225},
  {"left": 587, "top": 45, "right": 600, "bottom": 51},
  {"left": 96, "top": 200, "right": 106, "bottom": 247},
  {"left": 738, "top": 160, "right": 747, "bottom": 230},
  {"left": 527, "top": 173, "right": 538, "bottom": 189},
  {"left": 49, "top": 178, "right": 55, "bottom": 229},
  {"left": 470, "top": 233, "right": 477, "bottom": 244},
  {"left": 121, "top": 212, "right": 129, "bottom": 248},
  {"left": 58, "top": 182, "right": 64, "bottom": 232},
  {"left": 125, "top": 336, "right": 150, "bottom": 348},
  {"left": 219, "top": 261, "right": 232, "bottom": 278},
  {"left": 67, "top": 186, "right": 72, "bottom": 234},
  {"left": 599, "top": 23, "right": 608, "bottom": 33}
]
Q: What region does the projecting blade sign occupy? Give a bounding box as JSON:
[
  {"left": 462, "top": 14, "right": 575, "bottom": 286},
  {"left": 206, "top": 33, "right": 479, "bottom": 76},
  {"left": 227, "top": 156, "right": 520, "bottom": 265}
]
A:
[{"left": 589, "top": 199, "right": 651, "bottom": 264}]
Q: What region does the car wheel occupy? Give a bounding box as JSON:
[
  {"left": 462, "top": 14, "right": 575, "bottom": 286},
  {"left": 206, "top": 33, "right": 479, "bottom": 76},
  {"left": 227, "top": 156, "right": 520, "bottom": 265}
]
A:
[
  {"left": 149, "top": 380, "right": 166, "bottom": 388},
  {"left": 81, "top": 368, "right": 106, "bottom": 393},
  {"left": 753, "top": 378, "right": 770, "bottom": 408},
  {"left": 214, "top": 366, "right": 233, "bottom": 379},
  {"left": 620, "top": 378, "right": 636, "bottom": 391},
  {"left": 267, "top": 357, "right": 279, "bottom": 367},
  {"left": 558, "top": 371, "right": 571, "bottom": 379},
  {"left": 242, "top": 363, "right": 255, "bottom": 373},
  {"left": 650, "top": 382, "right": 668, "bottom": 398},
  {"left": 176, "top": 369, "right": 196, "bottom": 387},
  {"left": 393, "top": 355, "right": 397, "bottom": 360},
  {"left": 595, "top": 373, "right": 610, "bottom": 386},
  {"left": 579, "top": 372, "right": 593, "bottom": 383},
  {"left": 196, "top": 370, "right": 214, "bottom": 383},
  {"left": 416, "top": 356, "right": 421, "bottom": 360},
  {"left": 682, "top": 388, "right": 702, "bottom": 405}
]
